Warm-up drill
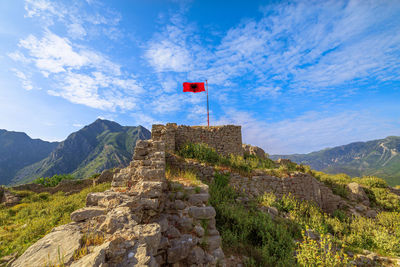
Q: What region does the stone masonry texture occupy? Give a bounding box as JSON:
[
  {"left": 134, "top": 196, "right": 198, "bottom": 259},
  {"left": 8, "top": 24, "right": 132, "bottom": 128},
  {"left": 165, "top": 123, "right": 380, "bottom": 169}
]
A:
[{"left": 152, "top": 123, "right": 243, "bottom": 156}]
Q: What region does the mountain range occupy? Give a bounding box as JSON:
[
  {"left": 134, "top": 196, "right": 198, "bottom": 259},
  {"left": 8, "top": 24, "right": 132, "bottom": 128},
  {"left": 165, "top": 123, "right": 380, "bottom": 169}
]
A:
[
  {"left": 272, "top": 136, "right": 400, "bottom": 186},
  {"left": 0, "top": 119, "right": 150, "bottom": 185}
]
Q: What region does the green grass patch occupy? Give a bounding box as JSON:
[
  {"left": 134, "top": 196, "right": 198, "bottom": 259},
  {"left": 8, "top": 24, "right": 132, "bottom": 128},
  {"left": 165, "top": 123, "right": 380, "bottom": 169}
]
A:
[
  {"left": 0, "top": 183, "right": 111, "bottom": 258},
  {"left": 178, "top": 143, "right": 285, "bottom": 176},
  {"left": 32, "top": 174, "right": 75, "bottom": 187}
]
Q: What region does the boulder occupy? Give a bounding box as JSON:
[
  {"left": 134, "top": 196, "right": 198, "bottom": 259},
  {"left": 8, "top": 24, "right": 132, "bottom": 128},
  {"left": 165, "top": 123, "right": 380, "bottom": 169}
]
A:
[
  {"left": 242, "top": 144, "right": 266, "bottom": 159},
  {"left": 94, "top": 169, "right": 118, "bottom": 185},
  {"left": 167, "top": 235, "right": 197, "bottom": 263},
  {"left": 205, "top": 235, "right": 221, "bottom": 251},
  {"left": 187, "top": 246, "right": 206, "bottom": 265},
  {"left": 70, "top": 207, "right": 107, "bottom": 222},
  {"left": 365, "top": 209, "right": 378, "bottom": 218},
  {"left": 188, "top": 193, "right": 210, "bottom": 206},
  {"left": 188, "top": 206, "right": 216, "bottom": 219},
  {"left": 1, "top": 190, "right": 20, "bottom": 207},
  {"left": 12, "top": 224, "right": 81, "bottom": 267},
  {"left": 347, "top": 183, "right": 370, "bottom": 205},
  {"left": 133, "top": 223, "right": 161, "bottom": 254}
]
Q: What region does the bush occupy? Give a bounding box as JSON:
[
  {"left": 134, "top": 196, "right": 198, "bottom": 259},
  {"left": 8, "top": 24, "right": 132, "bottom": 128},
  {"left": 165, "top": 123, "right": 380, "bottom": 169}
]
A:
[
  {"left": 296, "top": 230, "right": 349, "bottom": 266},
  {"left": 353, "top": 176, "right": 388, "bottom": 188},
  {"left": 209, "top": 173, "right": 296, "bottom": 266},
  {"left": 311, "top": 171, "right": 351, "bottom": 198},
  {"left": 33, "top": 174, "right": 75, "bottom": 187},
  {"left": 178, "top": 143, "right": 279, "bottom": 176},
  {"left": 178, "top": 143, "right": 220, "bottom": 164}
]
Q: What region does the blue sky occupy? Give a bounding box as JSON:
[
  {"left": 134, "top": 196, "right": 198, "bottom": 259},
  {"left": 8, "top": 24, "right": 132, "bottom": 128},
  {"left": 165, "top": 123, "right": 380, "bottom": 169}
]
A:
[{"left": 0, "top": 0, "right": 399, "bottom": 154}]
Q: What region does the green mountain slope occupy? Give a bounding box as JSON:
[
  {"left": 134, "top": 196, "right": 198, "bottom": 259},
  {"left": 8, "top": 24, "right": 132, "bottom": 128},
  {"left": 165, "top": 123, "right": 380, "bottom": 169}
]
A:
[
  {"left": 0, "top": 130, "right": 59, "bottom": 185},
  {"left": 12, "top": 119, "right": 150, "bottom": 185},
  {"left": 271, "top": 136, "right": 400, "bottom": 186}
]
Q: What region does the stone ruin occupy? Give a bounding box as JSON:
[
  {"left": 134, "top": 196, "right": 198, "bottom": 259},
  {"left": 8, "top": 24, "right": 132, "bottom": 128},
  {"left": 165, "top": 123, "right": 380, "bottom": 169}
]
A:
[
  {"left": 12, "top": 138, "right": 224, "bottom": 267},
  {"left": 151, "top": 123, "right": 243, "bottom": 156},
  {"left": 10, "top": 123, "right": 362, "bottom": 267}
]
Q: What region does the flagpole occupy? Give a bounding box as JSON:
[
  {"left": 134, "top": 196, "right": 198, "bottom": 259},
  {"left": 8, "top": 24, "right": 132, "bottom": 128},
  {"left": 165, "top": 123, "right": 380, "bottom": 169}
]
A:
[{"left": 206, "top": 80, "right": 209, "bottom": 127}]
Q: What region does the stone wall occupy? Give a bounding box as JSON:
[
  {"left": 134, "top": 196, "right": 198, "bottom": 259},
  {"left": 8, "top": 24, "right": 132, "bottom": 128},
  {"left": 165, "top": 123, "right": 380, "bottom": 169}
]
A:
[
  {"left": 166, "top": 153, "right": 342, "bottom": 214},
  {"left": 13, "top": 139, "right": 225, "bottom": 267},
  {"left": 152, "top": 123, "right": 243, "bottom": 156}
]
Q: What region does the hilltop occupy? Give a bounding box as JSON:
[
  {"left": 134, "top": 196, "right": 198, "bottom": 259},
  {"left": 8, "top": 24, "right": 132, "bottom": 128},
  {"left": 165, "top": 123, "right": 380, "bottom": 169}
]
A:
[{"left": 272, "top": 136, "right": 400, "bottom": 186}]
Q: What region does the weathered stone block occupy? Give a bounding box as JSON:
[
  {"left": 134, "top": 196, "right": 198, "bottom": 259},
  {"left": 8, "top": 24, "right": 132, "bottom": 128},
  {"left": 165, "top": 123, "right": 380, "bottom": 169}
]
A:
[
  {"left": 70, "top": 207, "right": 106, "bottom": 222},
  {"left": 188, "top": 207, "right": 216, "bottom": 220}
]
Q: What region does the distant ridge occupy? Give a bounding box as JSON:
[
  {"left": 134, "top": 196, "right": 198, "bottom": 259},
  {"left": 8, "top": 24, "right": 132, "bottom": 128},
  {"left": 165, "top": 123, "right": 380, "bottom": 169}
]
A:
[
  {"left": 271, "top": 136, "right": 400, "bottom": 186},
  {"left": 4, "top": 119, "right": 150, "bottom": 185},
  {"left": 0, "top": 130, "right": 59, "bottom": 185}
]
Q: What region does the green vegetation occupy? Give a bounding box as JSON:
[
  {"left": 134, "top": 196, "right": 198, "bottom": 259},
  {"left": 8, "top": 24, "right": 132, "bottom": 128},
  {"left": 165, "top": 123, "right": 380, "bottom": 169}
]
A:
[
  {"left": 209, "top": 173, "right": 297, "bottom": 266},
  {"left": 166, "top": 166, "right": 203, "bottom": 186},
  {"left": 311, "top": 171, "right": 351, "bottom": 198},
  {"left": 259, "top": 191, "right": 400, "bottom": 258},
  {"left": 178, "top": 144, "right": 400, "bottom": 265},
  {"left": 0, "top": 183, "right": 110, "bottom": 258},
  {"left": 32, "top": 174, "right": 75, "bottom": 187},
  {"left": 296, "top": 230, "right": 349, "bottom": 266},
  {"left": 178, "top": 143, "right": 309, "bottom": 176},
  {"left": 312, "top": 172, "right": 400, "bottom": 212}
]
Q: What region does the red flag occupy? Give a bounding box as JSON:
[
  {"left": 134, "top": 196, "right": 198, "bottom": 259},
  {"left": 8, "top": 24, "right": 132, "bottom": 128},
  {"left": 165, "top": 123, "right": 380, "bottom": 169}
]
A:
[{"left": 183, "top": 82, "right": 205, "bottom": 93}]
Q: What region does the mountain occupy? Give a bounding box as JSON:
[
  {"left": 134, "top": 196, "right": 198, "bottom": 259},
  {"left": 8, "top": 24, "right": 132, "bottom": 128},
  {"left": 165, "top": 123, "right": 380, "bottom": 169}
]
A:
[
  {"left": 11, "top": 119, "right": 151, "bottom": 185},
  {"left": 271, "top": 136, "right": 400, "bottom": 186},
  {"left": 0, "top": 130, "right": 59, "bottom": 185}
]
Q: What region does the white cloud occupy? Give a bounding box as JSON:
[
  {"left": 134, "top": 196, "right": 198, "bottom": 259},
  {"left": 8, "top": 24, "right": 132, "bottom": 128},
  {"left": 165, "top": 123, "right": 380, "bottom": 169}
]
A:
[
  {"left": 11, "top": 68, "right": 34, "bottom": 90},
  {"left": 254, "top": 86, "right": 282, "bottom": 98},
  {"left": 68, "top": 23, "right": 87, "bottom": 39},
  {"left": 132, "top": 113, "right": 162, "bottom": 129},
  {"left": 11, "top": 29, "right": 142, "bottom": 111},
  {"left": 19, "top": 31, "right": 89, "bottom": 74},
  {"left": 145, "top": 25, "right": 193, "bottom": 73}
]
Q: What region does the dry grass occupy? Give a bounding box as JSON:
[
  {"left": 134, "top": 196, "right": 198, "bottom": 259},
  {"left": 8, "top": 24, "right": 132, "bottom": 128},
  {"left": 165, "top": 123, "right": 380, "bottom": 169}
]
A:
[{"left": 165, "top": 168, "right": 203, "bottom": 187}]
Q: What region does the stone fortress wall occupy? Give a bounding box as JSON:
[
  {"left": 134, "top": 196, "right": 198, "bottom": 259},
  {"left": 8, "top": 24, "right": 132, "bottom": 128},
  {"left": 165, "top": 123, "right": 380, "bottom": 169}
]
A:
[{"left": 152, "top": 123, "right": 243, "bottom": 156}]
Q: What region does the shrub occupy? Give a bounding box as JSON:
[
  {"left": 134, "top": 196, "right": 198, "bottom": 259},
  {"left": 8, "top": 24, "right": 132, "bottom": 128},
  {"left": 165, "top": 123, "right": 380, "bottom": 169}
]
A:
[
  {"left": 178, "top": 143, "right": 279, "bottom": 176},
  {"left": 178, "top": 143, "right": 220, "bottom": 164},
  {"left": 311, "top": 171, "right": 351, "bottom": 198},
  {"left": 353, "top": 176, "right": 388, "bottom": 188},
  {"left": 33, "top": 174, "right": 75, "bottom": 187},
  {"left": 296, "top": 230, "right": 349, "bottom": 266},
  {"left": 209, "top": 172, "right": 296, "bottom": 266},
  {"left": 370, "top": 188, "right": 400, "bottom": 211}
]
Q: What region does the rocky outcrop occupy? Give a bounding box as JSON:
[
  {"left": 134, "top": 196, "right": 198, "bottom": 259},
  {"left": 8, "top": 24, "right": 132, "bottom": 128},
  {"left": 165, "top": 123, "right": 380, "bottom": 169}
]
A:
[
  {"left": 347, "top": 182, "right": 370, "bottom": 205},
  {"left": 14, "top": 138, "right": 224, "bottom": 267},
  {"left": 0, "top": 188, "right": 20, "bottom": 207},
  {"left": 12, "top": 224, "right": 82, "bottom": 267},
  {"left": 242, "top": 144, "right": 266, "bottom": 159}
]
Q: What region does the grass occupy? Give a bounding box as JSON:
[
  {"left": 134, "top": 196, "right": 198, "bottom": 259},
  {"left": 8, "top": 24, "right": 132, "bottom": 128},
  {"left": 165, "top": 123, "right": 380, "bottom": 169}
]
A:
[
  {"left": 178, "top": 143, "right": 308, "bottom": 177},
  {"left": 0, "top": 183, "right": 110, "bottom": 258},
  {"left": 259, "top": 191, "right": 400, "bottom": 258},
  {"left": 165, "top": 166, "right": 203, "bottom": 186},
  {"left": 73, "top": 232, "right": 105, "bottom": 260},
  {"left": 32, "top": 174, "right": 75, "bottom": 187},
  {"left": 177, "top": 145, "right": 400, "bottom": 265}
]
